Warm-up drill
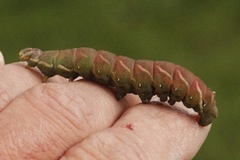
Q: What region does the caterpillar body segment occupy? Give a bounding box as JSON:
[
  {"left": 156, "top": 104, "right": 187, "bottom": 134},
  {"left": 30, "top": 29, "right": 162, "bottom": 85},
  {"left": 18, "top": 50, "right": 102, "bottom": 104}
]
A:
[{"left": 18, "top": 47, "right": 218, "bottom": 126}]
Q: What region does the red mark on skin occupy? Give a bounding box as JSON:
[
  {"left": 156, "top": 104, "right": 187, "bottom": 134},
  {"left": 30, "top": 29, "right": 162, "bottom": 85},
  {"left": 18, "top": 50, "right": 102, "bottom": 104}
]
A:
[{"left": 126, "top": 124, "right": 133, "bottom": 130}]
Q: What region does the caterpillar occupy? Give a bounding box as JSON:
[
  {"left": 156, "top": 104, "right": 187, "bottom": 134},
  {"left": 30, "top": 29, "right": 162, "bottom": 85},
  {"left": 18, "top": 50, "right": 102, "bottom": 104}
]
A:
[{"left": 18, "top": 47, "right": 218, "bottom": 126}]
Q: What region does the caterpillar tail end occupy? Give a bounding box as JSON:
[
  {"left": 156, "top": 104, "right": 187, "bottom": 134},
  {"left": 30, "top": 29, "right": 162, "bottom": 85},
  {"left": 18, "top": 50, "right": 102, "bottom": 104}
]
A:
[{"left": 198, "top": 113, "right": 216, "bottom": 126}]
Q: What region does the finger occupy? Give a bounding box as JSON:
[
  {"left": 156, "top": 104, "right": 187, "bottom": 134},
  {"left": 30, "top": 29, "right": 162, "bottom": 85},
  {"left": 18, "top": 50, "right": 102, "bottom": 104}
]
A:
[
  {"left": 0, "top": 51, "right": 5, "bottom": 66},
  {"left": 0, "top": 81, "right": 141, "bottom": 159},
  {"left": 0, "top": 62, "right": 69, "bottom": 111},
  {"left": 61, "top": 103, "right": 211, "bottom": 160},
  {"left": 0, "top": 63, "right": 42, "bottom": 111}
]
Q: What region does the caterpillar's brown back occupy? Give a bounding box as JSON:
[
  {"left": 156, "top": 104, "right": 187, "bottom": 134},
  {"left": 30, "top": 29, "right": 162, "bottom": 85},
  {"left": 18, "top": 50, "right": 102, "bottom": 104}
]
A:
[{"left": 18, "top": 47, "right": 218, "bottom": 126}]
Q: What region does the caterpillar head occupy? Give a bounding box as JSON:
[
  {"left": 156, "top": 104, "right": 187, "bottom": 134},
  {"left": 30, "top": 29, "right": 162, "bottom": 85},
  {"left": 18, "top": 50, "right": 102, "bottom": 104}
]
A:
[
  {"left": 199, "top": 90, "right": 218, "bottom": 126},
  {"left": 19, "top": 48, "right": 42, "bottom": 67}
]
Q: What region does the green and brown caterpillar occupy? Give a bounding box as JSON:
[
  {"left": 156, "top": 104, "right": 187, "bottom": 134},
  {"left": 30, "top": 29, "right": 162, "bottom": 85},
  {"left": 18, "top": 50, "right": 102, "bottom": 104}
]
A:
[{"left": 18, "top": 47, "right": 218, "bottom": 126}]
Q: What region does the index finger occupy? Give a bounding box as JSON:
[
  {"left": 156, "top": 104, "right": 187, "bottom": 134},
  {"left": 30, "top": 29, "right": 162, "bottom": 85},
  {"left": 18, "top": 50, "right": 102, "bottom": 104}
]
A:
[{"left": 0, "top": 63, "right": 42, "bottom": 111}]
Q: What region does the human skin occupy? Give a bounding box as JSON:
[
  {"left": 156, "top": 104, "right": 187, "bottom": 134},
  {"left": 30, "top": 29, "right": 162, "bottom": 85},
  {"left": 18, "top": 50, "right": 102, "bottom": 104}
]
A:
[
  {"left": 0, "top": 51, "right": 4, "bottom": 66},
  {"left": 0, "top": 57, "right": 211, "bottom": 159}
]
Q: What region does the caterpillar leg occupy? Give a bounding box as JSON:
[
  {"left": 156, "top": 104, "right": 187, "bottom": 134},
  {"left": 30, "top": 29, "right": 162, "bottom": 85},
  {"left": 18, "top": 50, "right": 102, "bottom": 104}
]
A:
[
  {"left": 158, "top": 94, "right": 168, "bottom": 102},
  {"left": 68, "top": 77, "right": 74, "bottom": 82},
  {"left": 42, "top": 76, "right": 49, "bottom": 83},
  {"left": 25, "top": 64, "right": 31, "bottom": 69},
  {"left": 114, "top": 89, "right": 127, "bottom": 100},
  {"left": 114, "top": 92, "right": 127, "bottom": 100},
  {"left": 168, "top": 98, "right": 176, "bottom": 105},
  {"left": 67, "top": 74, "right": 79, "bottom": 82},
  {"left": 138, "top": 92, "right": 153, "bottom": 103}
]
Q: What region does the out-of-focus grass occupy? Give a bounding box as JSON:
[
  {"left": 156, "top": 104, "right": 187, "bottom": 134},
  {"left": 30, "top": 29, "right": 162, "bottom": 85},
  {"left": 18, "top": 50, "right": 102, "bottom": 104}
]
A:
[{"left": 1, "top": 1, "right": 240, "bottom": 159}]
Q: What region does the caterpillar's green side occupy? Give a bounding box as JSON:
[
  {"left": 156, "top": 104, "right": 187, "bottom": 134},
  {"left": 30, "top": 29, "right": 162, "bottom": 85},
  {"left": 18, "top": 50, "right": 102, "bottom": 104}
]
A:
[{"left": 18, "top": 47, "right": 218, "bottom": 126}]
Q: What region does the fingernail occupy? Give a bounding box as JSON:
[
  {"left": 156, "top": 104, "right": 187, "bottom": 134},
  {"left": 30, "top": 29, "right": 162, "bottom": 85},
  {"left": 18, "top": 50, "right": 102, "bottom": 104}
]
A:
[{"left": 0, "top": 51, "right": 5, "bottom": 66}]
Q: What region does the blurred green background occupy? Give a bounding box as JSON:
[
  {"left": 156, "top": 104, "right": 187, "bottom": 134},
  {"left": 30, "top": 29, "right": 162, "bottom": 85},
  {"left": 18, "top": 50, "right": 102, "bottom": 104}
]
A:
[{"left": 1, "top": 1, "right": 239, "bottom": 159}]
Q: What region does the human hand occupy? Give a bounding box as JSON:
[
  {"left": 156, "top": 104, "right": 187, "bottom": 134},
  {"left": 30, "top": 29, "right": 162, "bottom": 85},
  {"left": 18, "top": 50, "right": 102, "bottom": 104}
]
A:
[{"left": 0, "top": 56, "right": 211, "bottom": 159}]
